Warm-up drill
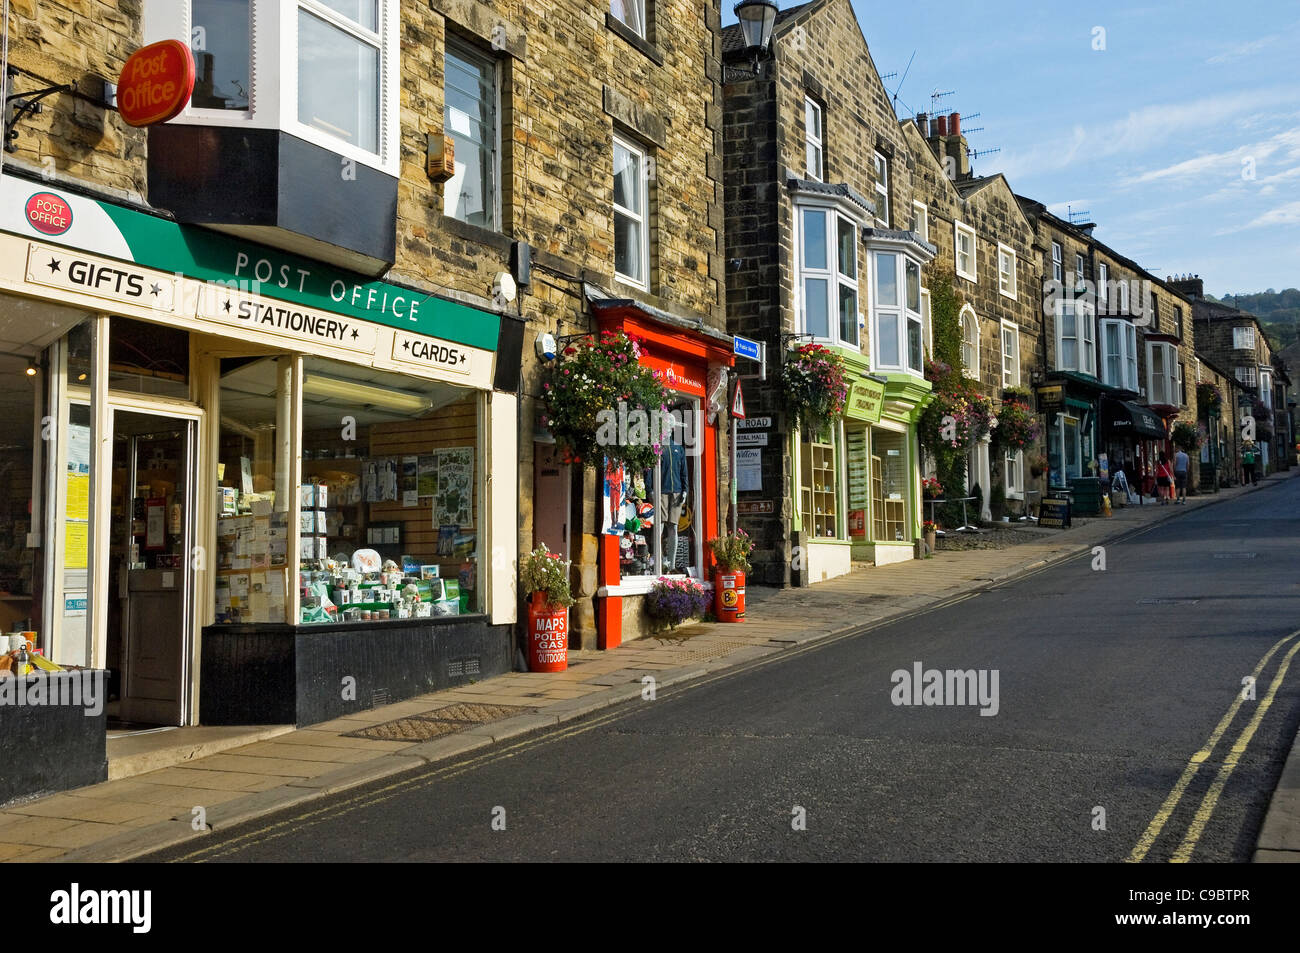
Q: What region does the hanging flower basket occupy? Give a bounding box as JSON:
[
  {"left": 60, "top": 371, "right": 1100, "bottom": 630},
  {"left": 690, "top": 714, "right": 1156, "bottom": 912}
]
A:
[
  {"left": 993, "top": 398, "right": 1040, "bottom": 452},
  {"left": 781, "top": 343, "right": 849, "bottom": 434},
  {"left": 539, "top": 331, "right": 670, "bottom": 471},
  {"left": 1196, "top": 382, "right": 1222, "bottom": 415}
]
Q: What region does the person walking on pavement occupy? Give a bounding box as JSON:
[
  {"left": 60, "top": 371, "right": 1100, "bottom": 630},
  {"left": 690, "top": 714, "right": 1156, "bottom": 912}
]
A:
[
  {"left": 1155, "top": 453, "right": 1173, "bottom": 504},
  {"left": 1243, "top": 443, "right": 1257, "bottom": 485},
  {"left": 1173, "top": 446, "right": 1190, "bottom": 504}
]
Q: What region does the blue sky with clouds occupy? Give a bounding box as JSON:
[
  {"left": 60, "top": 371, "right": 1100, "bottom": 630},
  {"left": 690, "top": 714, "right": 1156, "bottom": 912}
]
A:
[{"left": 731, "top": 0, "right": 1300, "bottom": 296}]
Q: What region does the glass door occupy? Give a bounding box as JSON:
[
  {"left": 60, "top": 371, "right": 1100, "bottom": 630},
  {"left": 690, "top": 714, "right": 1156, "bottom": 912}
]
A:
[{"left": 108, "top": 410, "right": 197, "bottom": 727}]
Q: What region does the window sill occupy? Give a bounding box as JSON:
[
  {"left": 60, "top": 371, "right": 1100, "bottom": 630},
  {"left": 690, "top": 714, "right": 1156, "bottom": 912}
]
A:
[
  {"left": 599, "top": 576, "right": 711, "bottom": 597},
  {"left": 956, "top": 270, "right": 977, "bottom": 283},
  {"left": 605, "top": 13, "right": 664, "bottom": 66},
  {"left": 999, "top": 288, "right": 1017, "bottom": 300},
  {"left": 437, "top": 215, "right": 512, "bottom": 254}
]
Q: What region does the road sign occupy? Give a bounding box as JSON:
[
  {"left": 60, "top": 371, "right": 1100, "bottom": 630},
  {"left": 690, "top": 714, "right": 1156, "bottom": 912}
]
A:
[
  {"left": 733, "top": 335, "right": 762, "bottom": 361},
  {"left": 731, "top": 380, "right": 745, "bottom": 419}
]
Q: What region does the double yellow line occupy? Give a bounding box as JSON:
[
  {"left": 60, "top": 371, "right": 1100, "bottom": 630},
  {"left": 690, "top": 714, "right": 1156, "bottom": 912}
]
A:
[{"left": 1128, "top": 627, "right": 1300, "bottom": 863}]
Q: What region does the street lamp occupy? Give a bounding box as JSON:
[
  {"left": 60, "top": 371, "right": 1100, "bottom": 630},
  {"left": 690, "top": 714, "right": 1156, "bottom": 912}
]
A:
[{"left": 733, "top": 0, "right": 779, "bottom": 75}]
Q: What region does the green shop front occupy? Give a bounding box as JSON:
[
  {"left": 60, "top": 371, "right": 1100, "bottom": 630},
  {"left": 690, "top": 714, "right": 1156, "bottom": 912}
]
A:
[
  {"left": 0, "top": 171, "right": 522, "bottom": 744},
  {"left": 1037, "top": 372, "right": 1104, "bottom": 515}
]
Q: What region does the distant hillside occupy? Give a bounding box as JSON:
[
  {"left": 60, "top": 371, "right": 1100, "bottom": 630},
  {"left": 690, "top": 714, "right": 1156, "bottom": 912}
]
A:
[{"left": 1207, "top": 288, "right": 1300, "bottom": 353}]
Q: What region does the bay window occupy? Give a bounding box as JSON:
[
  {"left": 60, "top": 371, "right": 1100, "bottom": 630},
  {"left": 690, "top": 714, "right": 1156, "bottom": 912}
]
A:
[
  {"left": 797, "top": 204, "right": 860, "bottom": 347},
  {"left": 148, "top": 0, "right": 400, "bottom": 173},
  {"left": 1147, "top": 341, "right": 1180, "bottom": 406},
  {"left": 1100, "top": 319, "right": 1138, "bottom": 391},
  {"left": 1233, "top": 326, "right": 1256, "bottom": 350},
  {"left": 1055, "top": 301, "right": 1095, "bottom": 376},
  {"left": 871, "top": 251, "right": 923, "bottom": 373}
]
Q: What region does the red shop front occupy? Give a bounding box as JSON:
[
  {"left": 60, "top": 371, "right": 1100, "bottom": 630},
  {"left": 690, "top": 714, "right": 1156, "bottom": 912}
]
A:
[{"left": 589, "top": 299, "right": 735, "bottom": 648}]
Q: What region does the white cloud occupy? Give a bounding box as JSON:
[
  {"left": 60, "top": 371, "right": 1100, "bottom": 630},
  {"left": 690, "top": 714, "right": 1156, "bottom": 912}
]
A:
[
  {"left": 1121, "top": 128, "right": 1300, "bottom": 186},
  {"left": 1207, "top": 37, "right": 1276, "bottom": 65},
  {"left": 1215, "top": 200, "right": 1300, "bottom": 235}
]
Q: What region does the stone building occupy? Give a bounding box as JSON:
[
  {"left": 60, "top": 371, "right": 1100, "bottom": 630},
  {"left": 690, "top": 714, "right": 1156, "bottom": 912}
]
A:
[
  {"left": 908, "top": 114, "right": 1042, "bottom": 520},
  {"left": 1175, "top": 277, "right": 1282, "bottom": 474},
  {"left": 0, "top": 0, "right": 729, "bottom": 793},
  {"left": 1016, "top": 199, "right": 1198, "bottom": 503}
]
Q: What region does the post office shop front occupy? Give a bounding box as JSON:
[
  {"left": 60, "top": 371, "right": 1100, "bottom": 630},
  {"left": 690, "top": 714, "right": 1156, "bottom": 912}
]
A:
[{"left": 0, "top": 179, "right": 520, "bottom": 730}]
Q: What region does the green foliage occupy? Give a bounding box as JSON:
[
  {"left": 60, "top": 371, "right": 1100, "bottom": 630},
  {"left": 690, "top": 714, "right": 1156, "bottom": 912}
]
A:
[
  {"left": 1171, "top": 421, "right": 1201, "bottom": 453},
  {"left": 928, "top": 267, "right": 963, "bottom": 370},
  {"left": 781, "top": 343, "right": 850, "bottom": 433},
  {"left": 519, "top": 546, "right": 574, "bottom": 609},
  {"left": 707, "top": 529, "right": 754, "bottom": 572}
]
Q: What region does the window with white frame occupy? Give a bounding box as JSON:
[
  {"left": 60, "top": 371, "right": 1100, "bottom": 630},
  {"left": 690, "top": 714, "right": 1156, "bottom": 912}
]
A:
[
  {"left": 805, "top": 98, "right": 824, "bottom": 181},
  {"left": 797, "top": 204, "right": 860, "bottom": 347},
  {"left": 610, "top": 0, "right": 646, "bottom": 37},
  {"left": 613, "top": 135, "right": 649, "bottom": 288},
  {"left": 1233, "top": 326, "right": 1256, "bottom": 350},
  {"left": 1055, "top": 300, "right": 1096, "bottom": 376},
  {"left": 1005, "top": 450, "right": 1023, "bottom": 499},
  {"left": 1100, "top": 319, "right": 1138, "bottom": 391},
  {"left": 444, "top": 38, "right": 499, "bottom": 230},
  {"left": 1260, "top": 370, "right": 1273, "bottom": 408},
  {"left": 1097, "top": 262, "right": 1109, "bottom": 311},
  {"left": 873, "top": 152, "right": 890, "bottom": 226},
  {"left": 1147, "top": 341, "right": 1180, "bottom": 405},
  {"left": 870, "top": 251, "right": 924, "bottom": 373},
  {"left": 998, "top": 243, "right": 1017, "bottom": 299},
  {"left": 920, "top": 288, "right": 932, "bottom": 358},
  {"left": 1051, "top": 241, "right": 1063, "bottom": 283},
  {"left": 954, "top": 221, "right": 976, "bottom": 281},
  {"left": 1074, "top": 253, "right": 1085, "bottom": 289},
  {"left": 1117, "top": 278, "right": 1130, "bottom": 316},
  {"left": 1001, "top": 320, "right": 1019, "bottom": 388},
  {"left": 911, "top": 201, "right": 928, "bottom": 241},
  {"left": 1235, "top": 365, "right": 1258, "bottom": 388},
  {"left": 960, "top": 305, "right": 979, "bottom": 378},
  {"left": 150, "top": 1, "right": 400, "bottom": 173}
]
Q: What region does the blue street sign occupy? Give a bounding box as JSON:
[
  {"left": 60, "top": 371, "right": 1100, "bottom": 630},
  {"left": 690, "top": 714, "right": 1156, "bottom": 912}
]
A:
[{"left": 733, "top": 335, "right": 761, "bottom": 361}]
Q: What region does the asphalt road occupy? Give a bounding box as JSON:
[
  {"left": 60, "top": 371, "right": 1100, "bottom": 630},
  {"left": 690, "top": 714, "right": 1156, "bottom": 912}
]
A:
[{"left": 145, "top": 479, "right": 1300, "bottom": 862}]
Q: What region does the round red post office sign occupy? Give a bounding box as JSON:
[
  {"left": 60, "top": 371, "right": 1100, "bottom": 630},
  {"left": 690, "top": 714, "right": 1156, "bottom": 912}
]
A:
[
  {"left": 24, "top": 192, "right": 73, "bottom": 236},
  {"left": 117, "top": 39, "right": 196, "bottom": 127}
]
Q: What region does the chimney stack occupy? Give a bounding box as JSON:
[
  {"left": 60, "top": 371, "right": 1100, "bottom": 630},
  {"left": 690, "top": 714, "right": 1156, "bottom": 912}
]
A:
[
  {"left": 1168, "top": 274, "right": 1204, "bottom": 300},
  {"left": 924, "top": 111, "right": 971, "bottom": 181},
  {"left": 949, "top": 112, "right": 961, "bottom": 136}
]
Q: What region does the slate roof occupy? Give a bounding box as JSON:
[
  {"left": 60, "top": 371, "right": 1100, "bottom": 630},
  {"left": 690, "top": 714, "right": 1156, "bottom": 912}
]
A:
[{"left": 785, "top": 174, "right": 875, "bottom": 216}]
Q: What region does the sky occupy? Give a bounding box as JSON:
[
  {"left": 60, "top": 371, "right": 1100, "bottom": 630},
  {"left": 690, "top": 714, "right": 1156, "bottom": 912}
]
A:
[{"left": 728, "top": 0, "right": 1300, "bottom": 297}]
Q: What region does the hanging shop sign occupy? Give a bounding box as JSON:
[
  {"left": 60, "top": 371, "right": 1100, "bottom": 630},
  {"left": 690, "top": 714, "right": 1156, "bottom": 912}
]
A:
[
  {"left": 1036, "top": 384, "right": 1065, "bottom": 413},
  {"left": 116, "top": 40, "right": 196, "bottom": 127},
  {"left": 1037, "top": 497, "right": 1071, "bottom": 529},
  {"left": 24, "top": 192, "right": 73, "bottom": 236},
  {"left": 25, "top": 241, "right": 176, "bottom": 311},
  {"left": 846, "top": 377, "right": 885, "bottom": 423}
]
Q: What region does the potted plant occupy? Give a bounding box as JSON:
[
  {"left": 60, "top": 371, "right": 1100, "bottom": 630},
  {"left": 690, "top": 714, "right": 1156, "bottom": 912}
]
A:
[
  {"left": 1171, "top": 421, "right": 1201, "bottom": 454},
  {"left": 780, "top": 343, "right": 850, "bottom": 433},
  {"left": 992, "top": 398, "right": 1040, "bottom": 453},
  {"left": 519, "top": 545, "right": 574, "bottom": 672},
  {"left": 708, "top": 529, "right": 754, "bottom": 623},
  {"left": 644, "top": 577, "right": 711, "bottom": 633},
  {"left": 921, "top": 476, "right": 944, "bottom": 500},
  {"left": 922, "top": 519, "right": 938, "bottom": 552},
  {"left": 1028, "top": 453, "right": 1048, "bottom": 479}
]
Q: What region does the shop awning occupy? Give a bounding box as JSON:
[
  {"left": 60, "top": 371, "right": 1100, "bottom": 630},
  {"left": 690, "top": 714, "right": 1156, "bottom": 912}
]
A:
[{"left": 1101, "top": 398, "right": 1167, "bottom": 440}]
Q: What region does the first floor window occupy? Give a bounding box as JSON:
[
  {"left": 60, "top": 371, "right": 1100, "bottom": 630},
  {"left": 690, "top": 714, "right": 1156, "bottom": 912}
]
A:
[
  {"left": 1051, "top": 241, "right": 1063, "bottom": 283},
  {"left": 610, "top": 0, "right": 646, "bottom": 36},
  {"left": 911, "top": 201, "right": 928, "bottom": 241},
  {"left": 444, "top": 38, "right": 499, "bottom": 229},
  {"left": 1056, "top": 301, "right": 1095, "bottom": 376},
  {"left": 799, "top": 204, "right": 860, "bottom": 347},
  {"left": 1101, "top": 319, "right": 1138, "bottom": 391},
  {"left": 298, "top": 1, "right": 383, "bottom": 154},
  {"left": 190, "top": 0, "right": 251, "bottom": 110},
  {"left": 870, "top": 249, "right": 924, "bottom": 373},
  {"left": 1001, "top": 321, "right": 1019, "bottom": 388},
  {"left": 873, "top": 151, "right": 890, "bottom": 226},
  {"left": 614, "top": 135, "right": 649, "bottom": 288},
  {"left": 1098, "top": 262, "right": 1109, "bottom": 310},
  {"left": 805, "top": 97, "right": 824, "bottom": 181},
  {"left": 1233, "top": 326, "right": 1256, "bottom": 350},
  {"left": 960, "top": 306, "right": 979, "bottom": 378},
  {"left": 1147, "top": 342, "right": 1180, "bottom": 405},
  {"left": 1074, "top": 253, "right": 1085, "bottom": 289}
]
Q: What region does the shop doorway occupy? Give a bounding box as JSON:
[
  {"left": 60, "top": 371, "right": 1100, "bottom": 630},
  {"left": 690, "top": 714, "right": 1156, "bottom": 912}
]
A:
[{"left": 107, "top": 410, "right": 197, "bottom": 727}]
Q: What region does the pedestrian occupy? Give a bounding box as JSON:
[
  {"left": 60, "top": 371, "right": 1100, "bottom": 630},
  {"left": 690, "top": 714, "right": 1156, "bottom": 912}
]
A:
[
  {"left": 1155, "top": 453, "right": 1173, "bottom": 504},
  {"left": 1242, "top": 444, "right": 1257, "bottom": 485},
  {"left": 1173, "top": 445, "right": 1190, "bottom": 504}
]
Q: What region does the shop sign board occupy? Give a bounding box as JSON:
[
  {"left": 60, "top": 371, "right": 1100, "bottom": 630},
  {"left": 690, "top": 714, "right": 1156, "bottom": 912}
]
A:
[
  {"left": 737, "top": 500, "right": 774, "bottom": 515},
  {"left": 24, "top": 192, "right": 73, "bottom": 236},
  {"left": 735, "top": 431, "right": 768, "bottom": 447},
  {"left": 733, "top": 335, "right": 762, "bottom": 361},
  {"left": 846, "top": 377, "right": 885, "bottom": 423},
  {"left": 1036, "top": 384, "right": 1065, "bottom": 413},
  {"left": 25, "top": 241, "right": 176, "bottom": 311},
  {"left": 116, "top": 40, "right": 196, "bottom": 127},
  {"left": 391, "top": 330, "right": 474, "bottom": 375},
  {"left": 1038, "top": 497, "right": 1071, "bottom": 529},
  {"left": 196, "top": 282, "right": 377, "bottom": 354}
]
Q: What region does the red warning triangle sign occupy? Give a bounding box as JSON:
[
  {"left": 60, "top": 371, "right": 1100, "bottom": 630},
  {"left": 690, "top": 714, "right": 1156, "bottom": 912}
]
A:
[{"left": 731, "top": 381, "right": 745, "bottom": 419}]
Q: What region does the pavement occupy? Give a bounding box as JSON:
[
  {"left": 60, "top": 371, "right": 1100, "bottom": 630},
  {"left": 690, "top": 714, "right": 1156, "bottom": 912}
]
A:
[{"left": 1, "top": 469, "right": 1296, "bottom": 863}]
